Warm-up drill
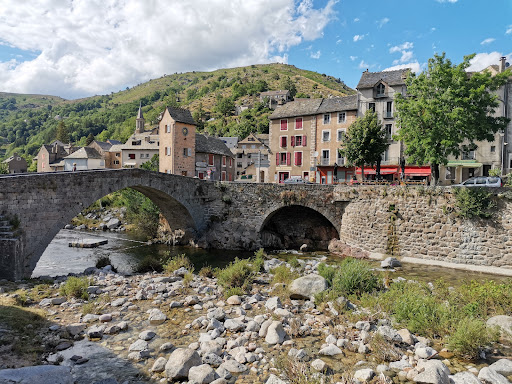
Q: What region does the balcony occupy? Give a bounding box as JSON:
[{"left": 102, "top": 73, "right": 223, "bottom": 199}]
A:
[
  {"left": 320, "top": 158, "right": 330, "bottom": 166},
  {"left": 384, "top": 111, "right": 393, "bottom": 119}
]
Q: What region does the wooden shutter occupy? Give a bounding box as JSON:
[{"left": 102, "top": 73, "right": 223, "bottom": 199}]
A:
[
  {"left": 287, "top": 152, "right": 291, "bottom": 166},
  {"left": 291, "top": 136, "right": 295, "bottom": 147},
  {"left": 303, "top": 135, "right": 307, "bottom": 146},
  {"left": 276, "top": 153, "right": 280, "bottom": 166}
]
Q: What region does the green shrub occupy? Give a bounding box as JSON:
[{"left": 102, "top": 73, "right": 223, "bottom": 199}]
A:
[
  {"left": 199, "top": 266, "right": 214, "bottom": 278},
  {"left": 317, "top": 263, "right": 337, "bottom": 286},
  {"left": 453, "top": 187, "right": 496, "bottom": 219},
  {"left": 60, "top": 277, "right": 90, "bottom": 300},
  {"left": 451, "top": 280, "right": 512, "bottom": 317},
  {"left": 224, "top": 287, "right": 245, "bottom": 298},
  {"left": 252, "top": 248, "right": 266, "bottom": 272},
  {"left": 271, "top": 265, "right": 299, "bottom": 285},
  {"left": 163, "top": 254, "right": 194, "bottom": 274},
  {"left": 448, "top": 318, "right": 499, "bottom": 359},
  {"left": 135, "top": 256, "right": 164, "bottom": 273},
  {"left": 331, "top": 258, "right": 380, "bottom": 297},
  {"left": 95, "top": 255, "right": 116, "bottom": 271},
  {"left": 288, "top": 257, "right": 300, "bottom": 269},
  {"left": 216, "top": 258, "right": 255, "bottom": 292}
]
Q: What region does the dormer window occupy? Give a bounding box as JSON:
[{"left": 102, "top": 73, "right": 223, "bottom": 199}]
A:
[{"left": 376, "top": 83, "right": 386, "bottom": 98}]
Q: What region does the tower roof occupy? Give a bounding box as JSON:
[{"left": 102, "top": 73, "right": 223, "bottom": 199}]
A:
[{"left": 137, "top": 102, "right": 144, "bottom": 119}]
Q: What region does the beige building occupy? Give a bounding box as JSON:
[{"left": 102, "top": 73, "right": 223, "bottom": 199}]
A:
[
  {"left": 36, "top": 141, "right": 77, "bottom": 172},
  {"left": 158, "top": 106, "right": 197, "bottom": 176},
  {"left": 2, "top": 153, "right": 27, "bottom": 174},
  {"left": 232, "top": 133, "right": 270, "bottom": 182},
  {"left": 269, "top": 96, "right": 358, "bottom": 183}
]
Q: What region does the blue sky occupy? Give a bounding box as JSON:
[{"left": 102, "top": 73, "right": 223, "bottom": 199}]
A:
[{"left": 0, "top": 0, "right": 510, "bottom": 99}]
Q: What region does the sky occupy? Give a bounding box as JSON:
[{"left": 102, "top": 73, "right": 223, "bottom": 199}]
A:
[{"left": 0, "top": 0, "right": 510, "bottom": 100}]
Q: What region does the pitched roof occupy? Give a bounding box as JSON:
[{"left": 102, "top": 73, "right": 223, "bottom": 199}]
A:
[
  {"left": 317, "top": 95, "right": 358, "bottom": 113},
  {"left": 219, "top": 137, "right": 239, "bottom": 149},
  {"left": 270, "top": 98, "right": 323, "bottom": 119},
  {"left": 166, "top": 107, "right": 196, "bottom": 125},
  {"left": 260, "top": 90, "right": 290, "bottom": 97},
  {"left": 356, "top": 68, "right": 410, "bottom": 89},
  {"left": 195, "top": 134, "right": 234, "bottom": 157},
  {"left": 90, "top": 140, "right": 112, "bottom": 151},
  {"left": 64, "top": 147, "right": 102, "bottom": 159},
  {"left": 137, "top": 102, "right": 144, "bottom": 119},
  {"left": 107, "top": 139, "right": 122, "bottom": 145}
]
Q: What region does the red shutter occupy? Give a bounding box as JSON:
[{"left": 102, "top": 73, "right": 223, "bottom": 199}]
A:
[
  {"left": 297, "top": 152, "right": 302, "bottom": 166},
  {"left": 276, "top": 153, "right": 280, "bottom": 165},
  {"left": 283, "top": 136, "right": 287, "bottom": 148},
  {"left": 291, "top": 136, "right": 295, "bottom": 147},
  {"left": 287, "top": 152, "right": 291, "bottom": 166},
  {"left": 303, "top": 135, "right": 307, "bottom": 146},
  {"left": 294, "top": 152, "right": 298, "bottom": 166}
]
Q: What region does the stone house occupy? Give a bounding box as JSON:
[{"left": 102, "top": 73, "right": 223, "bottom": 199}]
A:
[
  {"left": 88, "top": 139, "right": 122, "bottom": 169},
  {"left": 158, "top": 106, "right": 197, "bottom": 176},
  {"left": 260, "top": 90, "right": 291, "bottom": 109},
  {"left": 36, "top": 141, "right": 78, "bottom": 172},
  {"left": 268, "top": 96, "right": 357, "bottom": 184},
  {"left": 231, "top": 133, "right": 270, "bottom": 182},
  {"left": 2, "top": 152, "right": 27, "bottom": 174},
  {"left": 195, "top": 134, "right": 236, "bottom": 181},
  {"left": 63, "top": 147, "right": 104, "bottom": 171}
]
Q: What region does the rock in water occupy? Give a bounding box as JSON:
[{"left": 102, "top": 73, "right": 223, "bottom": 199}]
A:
[
  {"left": 289, "top": 274, "right": 328, "bottom": 299},
  {"left": 381, "top": 257, "right": 402, "bottom": 268},
  {"left": 0, "top": 365, "right": 74, "bottom": 384}
]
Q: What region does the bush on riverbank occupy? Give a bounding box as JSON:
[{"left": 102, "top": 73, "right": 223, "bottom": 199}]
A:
[
  {"left": 59, "top": 277, "right": 90, "bottom": 300},
  {"left": 163, "top": 253, "right": 194, "bottom": 274},
  {"left": 448, "top": 318, "right": 500, "bottom": 359},
  {"left": 216, "top": 258, "right": 255, "bottom": 294}
]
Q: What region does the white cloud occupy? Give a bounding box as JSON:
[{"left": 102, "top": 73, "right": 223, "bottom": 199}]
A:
[
  {"left": 507, "top": 25, "right": 512, "bottom": 34},
  {"left": 358, "top": 60, "right": 369, "bottom": 69},
  {"left": 349, "top": 56, "right": 357, "bottom": 61},
  {"left": 389, "top": 42, "right": 414, "bottom": 64},
  {"left": 377, "top": 18, "right": 390, "bottom": 28},
  {"left": 436, "top": 0, "right": 457, "bottom": 3},
  {"left": 353, "top": 34, "right": 365, "bottom": 42},
  {"left": 354, "top": 17, "right": 360, "bottom": 22},
  {"left": 466, "top": 52, "right": 510, "bottom": 72},
  {"left": 384, "top": 62, "right": 421, "bottom": 74},
  {"left": 480, "top": 38, "right": 495, "bottom": 45},
  {"left": 336, "top": 39, "right": 342, "bottom": 45},
  {"left": 310, "top": 50, "right": 321, "bottom": 59},
  {"left": 389, "top": 42, "right": 414, "bottom": 53},
  {"left": 0, "top": 0, "right": 337, "bottom": 98}
]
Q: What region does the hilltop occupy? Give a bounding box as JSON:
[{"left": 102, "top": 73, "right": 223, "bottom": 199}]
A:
[{"left": 0, "top": 63, "right": 354, "bottom": 165}]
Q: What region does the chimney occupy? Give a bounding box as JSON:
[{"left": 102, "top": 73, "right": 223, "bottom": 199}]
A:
[{"left": 500, "top": 56, "right": 507, "bottom": 73}]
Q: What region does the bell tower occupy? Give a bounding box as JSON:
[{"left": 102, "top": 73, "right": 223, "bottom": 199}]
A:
[{"left": 135, "top": 102, "right": 144, "bottom": 134}]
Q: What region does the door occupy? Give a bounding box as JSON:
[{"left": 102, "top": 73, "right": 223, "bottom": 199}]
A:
[{"left": 279, "top": 172, "right": 289, "bottom": 183}]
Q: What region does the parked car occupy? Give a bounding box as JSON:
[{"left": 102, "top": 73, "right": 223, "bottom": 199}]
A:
[
  {"left": 453, "top": 176, "right": 502, "bottom": 188},
  {"left": 283, "top": 176, "right": 312, "bottom": 184}
]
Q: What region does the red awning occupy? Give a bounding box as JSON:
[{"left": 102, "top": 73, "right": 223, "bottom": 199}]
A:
[
  {"left": 355, "top": 166, "right": 398, "bottom": 175},
  {"left": 404, "top": 166, "right": 431, "bottom": 176}
]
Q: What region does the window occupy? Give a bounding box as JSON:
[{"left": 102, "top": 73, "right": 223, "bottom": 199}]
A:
[
  {"left": 462, "top": 150, "right": 475, "bottom": 160},
  {"left": 114, "top": 160, "right": 119, "bottom": 165},
  {"left": 276, "top": 152, "right": 290, "bottom": 166},
  {"left": 295, "top": 117, "right": 303, "bottom": 130},
  {"left": 381, "top": 149, "right": 389, "bottom": 162},
  {"left": 376, "top": 83, "right": 385, "bottom": 97},
  {"left": 280, "top": 119, "right": 288, "bottom": 131},
  {"left": 198, "top": 172, "right": 204, "bottom": 179},
  {"left": 280, "top": 136, "right": 287, "bottom": 148},
  {"left": 337, "top": 129, "right": 346, "bottom": 142},
  {"left": 181, "top": 171, "right": 187, "bottom": 176},
  {"left": 222, "top": 156, "right": 226, "bottom": 166},
  {"left": 166, "top": 124, "right": 171, "bottom": 133},
  {"left": 303, "top": 171, "right": 309, "bottom": 180},
  {"left": 208, "top": 154, "right": 215, "bottom": 166},
  {"left": 491, "top": 146, "right": 496, "bottom": 153},
  {"left": 251, "top": 145, "right": 256, "bottom": 149},
  {"left": 293, "top": 135, "right": 302, "bottom": 147},
  {"left": 115, "top": 153, "right": 120, "bottom": 157},
  {"left": 183, "top": 148, "right": 188, "bottom": 157},
  {"left": 323, "top": 114, "right": 331, "bottom": 124},
  {"left": 337, "top": 151, "right": 345, "bottom": 165},
  {"left": 322, "top": 130, "right": 330, "bottom": 143},
  {"left": 386, "top": 101, "right": 393, "bottom": 118},
  {"left": 242, "top": 145, "right": 246, "bottom": 149},
  {"left": 369, "top": 103, "right": 376, "bottom": 112},
  {"left": 165, "top": 147, "right": 171, "bottom": 156},
  {"left": 237, "top": 162, "right": 242, "bottom": 168},
  {"left": 129, "top": 154, "right": 135, "bottom": 159},
  {"left": 321, "top": 150, "right": 330, "bottom": 166},
  {"left": 229, "top": 158, "right": 233, "bottom": 167},
  {"left": 221, "top": 171, "right": 226, "bottom": 181},
  {"left": 294, "top": 151, "right": 303, "bottom": 166},
  {"left": 338, "top": 112, "right": 346, "bottom": 123},
  {"left": 385, "top": 124, "right": 392, "bottom": 139},
  {"left": 140, "top": 153, "right": 145, "bottom": 159}
]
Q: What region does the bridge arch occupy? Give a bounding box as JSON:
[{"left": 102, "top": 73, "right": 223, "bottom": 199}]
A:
[{"left": 258, "top": 203, "right": 340, "bottom": 251}]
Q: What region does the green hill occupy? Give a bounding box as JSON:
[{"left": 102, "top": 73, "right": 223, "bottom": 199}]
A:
[{"left": 0, "top": 63, "right": 354, "bottom": 165}]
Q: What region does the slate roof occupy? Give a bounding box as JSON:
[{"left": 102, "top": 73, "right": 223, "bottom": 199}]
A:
[
  {"left": 107, "top": 139, "right": 122, "bottom": 145},
  {"left": 270, "top": 99, "right": 323, "bottom": 119},
  {"left": 317, "top": 95, "right": 358, "bottom": 113},
  {"left": 64, "top": 147, "right": 103, "bottom": 159},
  {"left": 260, "top": 90, "right": 290, "bottom": 97},
  {"left": 356, "top": 68, "right": 410, "bottom": 89},
  {"left": 42, "top": 144, "right": 69, "bottom": 158},
  {"left": 195, "top": 134, "right": 234, "bottom": 157},
  {"left": 219, "top": 137, "right": 239, "bottom": 149},
  {"left": 166, "top": 107, "right": 196, "bottom": 125},
  {"left": 91, "top": 140, "right": 112, "bottom": 151}
]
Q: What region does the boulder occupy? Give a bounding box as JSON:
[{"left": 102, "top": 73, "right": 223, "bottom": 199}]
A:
[
  {"left": 289, "top": 274, "right": 328, "bottom": 299},
  {"left": 148, "top": 308, "right": 167, "bottom": 325},
  {"left": 354, "top": 369, "right": 375, "bottom": 382},
  {"left": 311, "top": 359, "right": 328, "bottom": 372},
  {"left": 218, "top": 359, "right": 247, "bottom": 373},
  {"left": 265, "top": 297, "right": 283, "bottom": 311},
  {"left": 413, "top": 360, "right": 450, "bottom": 384},
  {"left": 139, "top": 330, "right": 156, "bottom": 341},
  {"left": 188, "top": 364, "right": 218, "bottom": 384},
  {"left": 265, "top": 321, "right": 287, "bottom": 345},
  {"left": 487, "top": 315, "right": 512, "bottom": 337},
  {"left": 165, "top": 348, "right": 202, "bottom": 380},
  {"left": 318, "top": 344, "right": 343, "bottom": 356},
  {"left": 489, "top": 359, "right": 512, "bottom": 377},
  {"left": 377, "top": 325, "right": 403, "bottom": 342},
  {"left": 224, "top": 319, "right": 245, "bottom": 332},
  {"left": 106, "top": 218, "right": 121, "bottom": 229},
  {"left": 151, "top": 357, "right": 167, "bottom": 373},
  {"left": 450, "top": 372, "right": 481, "bottom": 384},
  {"left": 128, "top": 339, "right": 148, "bottom": 352},
  {"left": 266, "top": 374, "right": 288, "bottom": 384},
  {"left": 381, "top": 257, "right": 402, "bottom": 268},
  {"left": 0, "top": 365, "right": 74, "bottom": 384},
  {"left": 478, "top": 367, "right": 509, "bottom": 384},
  {"left": 226, "top": 295, "right": 242, "bottom": 305}
]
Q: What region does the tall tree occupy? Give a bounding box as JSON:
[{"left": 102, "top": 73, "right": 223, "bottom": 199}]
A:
[
  {"left": 339, "top": 110, "right": 389, "bottom": 180},
  {"left": 85, "top": 133, "right": 95, "bottom": 146},
  {"left": 396, "top": 53, "right": 510, "bottom": 184},
  {"left": 56, "top": 121, "right": 70, "bottom": 143},
  {"left": 280, "top": 76, "right": 297, "bottom": 98}
]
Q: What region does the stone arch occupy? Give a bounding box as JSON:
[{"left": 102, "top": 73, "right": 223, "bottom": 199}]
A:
[{"left": 258, "top": 204, "right": 340, "bottom": 251}]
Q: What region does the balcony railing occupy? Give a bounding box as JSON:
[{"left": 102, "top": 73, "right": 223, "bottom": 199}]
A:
[
  {"left": 384, "top": 111, "right": 393, "bottom": 118},
  {"left": 320, "top": 158, "right": 330, "bottom": 166}
]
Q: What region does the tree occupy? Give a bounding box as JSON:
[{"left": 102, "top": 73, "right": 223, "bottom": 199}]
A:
[
  {"left": 214, "top": 95, "right": 235, "bottom": 117},
  {"left": 85, "top": 133, "right": 95, "bottom": 146},
  {"left": 396, "top": 53, "right": 510, "bottom": 184},
  {"left": 339, "top": 110, "right": 389, "bottom": 180},
  {"left": 0, "top": 162, "right": 8, "bottom": 174},
  {"left": 140, "top": 154, "right": 159, "bottom": 171},
  {"left": 56, "top": 121, "right": 70, "bottom": 143},
  {"left": 280, "top": 76, "right": 297, "bottom": 98}
]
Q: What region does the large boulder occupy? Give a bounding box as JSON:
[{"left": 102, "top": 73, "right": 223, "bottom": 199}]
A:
[
  {"left": 188, "top": 364, "right": 219, "bottom": 384},
  {"left": 106, "top": 218, "right": 121, "bottom": 229},
  {"left": 489, "top": 359, "right": 512, "bottom": 377},
  {"left": 165, "top": 348, "right": 202, "bottom": 380},
  {"left": 478, "top": 367, "right": 509, "bottom": 384},
  {"left": 0, "top": 365, "right": 74, "bottom": 384},
  {"left": 265, "top": 321, "right": 287, "bottom": 345},
  {"left": 487, "top": 315, "right": 512, "bottom": 338},
  {"left": 413, "top": 360, "right": 450, "bottom": 384},
  {"left": 450, "top": 372, "right": 481, "bottom": 384},
  {"left": 289, "top": 274, "right": 328, "bottom": 299},
  {"left": 148, "top": 308, "right": 167, "bottom": 325}
]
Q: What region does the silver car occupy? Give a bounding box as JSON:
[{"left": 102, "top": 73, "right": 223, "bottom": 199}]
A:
[{"left": 454, "top": 176, "right": 502, "bottom": 188}]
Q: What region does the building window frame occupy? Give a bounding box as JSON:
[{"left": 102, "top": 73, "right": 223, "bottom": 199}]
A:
[
  {"left": 208, "top": 154, "right": 215, "bottom": 166},
  {"left": 295, "top": 117, "right": 303, "bottom": 130},
  {"left": 323, "top": 114, "right": 331, "bottom": 125},
  {"left": 280, "top": 119, "right": 288, "bottom": 131},
  {"left": 322, "top": 130, "right": 331, "bottom": 143},
  {"left": 338, "top": 112, "right": 346, "bottom": 123},
  {"left": 279, "top": 135, "right": 288, "bottom": 148},
  {"left": 336, "top": 129, "right": 345, "bottom": 142},
  {"left": 294, "top": 151, "right": 303, "bottom": 166},
  {"left": 369, "top": 102, "right": 376, "bottom": 113}
]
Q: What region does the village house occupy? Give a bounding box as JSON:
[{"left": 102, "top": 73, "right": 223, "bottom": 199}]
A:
[
  {"left": 269, "top": 96, "right": 357, "bottom": 183},
  {"left": 63, "top": 147, "right": 104, "bottom": 171},
  {"left": 195, "top": 134, "right": 236, "bottom": 181},
  {"left": 88, "top": 139, "right": 122, "bottom": 169},
  {"left": 231, "top": 133, "right": 270, "bottom": 182},
  {"left": 2, "top": 152, "right": 27, "bottom": 174},
  {"left": 36, "top": 140, "right": 78, "bottom": 172},
  {"left": 260, "top": 90, "right": 291, "bottom": 109}
]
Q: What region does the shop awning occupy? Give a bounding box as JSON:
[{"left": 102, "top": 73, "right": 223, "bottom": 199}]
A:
[
  {"left": 446, "top": 161, "right": 483, "bottom": 168},
  {"left": 356, "top": 166, "right": 398, "bottom": 175},
  {"left": 404, "top": 166, "right": 431, "bottom": 176}
]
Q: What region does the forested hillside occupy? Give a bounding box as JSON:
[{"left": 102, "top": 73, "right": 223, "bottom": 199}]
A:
[{"left": 0, "top": 63, "right": 354, "bottom": 166}]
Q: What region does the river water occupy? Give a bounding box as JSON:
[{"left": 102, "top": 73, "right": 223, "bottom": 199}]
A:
[{"left": 33, "top": 229, "right": 511, "bottom": 285}]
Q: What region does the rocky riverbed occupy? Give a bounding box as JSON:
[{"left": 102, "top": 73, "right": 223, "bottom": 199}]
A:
[{"left": 1, "top": 257, "right": 512, "bottom": 384}]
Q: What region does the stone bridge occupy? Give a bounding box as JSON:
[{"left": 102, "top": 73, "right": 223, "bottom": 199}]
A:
[{"left": 1, "top": 169, "right": 512, "bottom": 280}]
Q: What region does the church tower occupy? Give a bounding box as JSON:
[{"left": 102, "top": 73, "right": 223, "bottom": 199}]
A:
[{"left": 135, "top": 102, "right": 144, "bottom": 134}]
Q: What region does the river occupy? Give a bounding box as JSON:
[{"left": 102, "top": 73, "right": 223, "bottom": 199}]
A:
[{"left": 33, "top": 229, "right": 511, "bottom": 285}]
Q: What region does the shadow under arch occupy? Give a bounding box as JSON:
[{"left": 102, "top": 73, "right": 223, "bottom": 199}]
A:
[{"left": 259, "top": 204, "right": 340, "bottom": 251}]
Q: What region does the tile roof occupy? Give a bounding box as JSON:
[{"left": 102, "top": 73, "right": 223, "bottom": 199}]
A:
[
  {"left": 166, "top": 107, "right": 196, "bottom": 125},
  {"left": 356, "top": 68, "right": 410, "bottom": 89},
  {"left": 317, "top": 95, "right": 358, "bottom": 113},
  {"left": 195, "top": 134, "right": 234, "bottom": 157},
  {"left": 64, "top": 147, "right": 103, "bottom": 159}
]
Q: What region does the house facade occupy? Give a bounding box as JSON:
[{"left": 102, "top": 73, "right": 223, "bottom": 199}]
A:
[
  {"left": 2, "top": 153, "right": 27, "bottom": 174},
  {"left": 36, "top": 141, "right": 77, "bottom": 172},
  {"left": 63, "top": 147, "right": 104, "bottom": 171},
  {"left": 260, "top": 90, "right": 291, "bottom": 109},
  {"left": 232, "top": 133, "right": 270, "bottom": 182},
  {"left": 88, "top": 140, "right": 122, "bottom": 169},
  {"left": 195, "top": 134, "right": 236, "bottom": 181},
  {"left": 158, "top": 106, "right": 197, "bottom": 176}
]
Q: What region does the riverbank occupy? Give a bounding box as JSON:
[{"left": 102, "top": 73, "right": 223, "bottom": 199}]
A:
[{"left": 1, "top": 256, "right": 512, "bottom": 384}]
